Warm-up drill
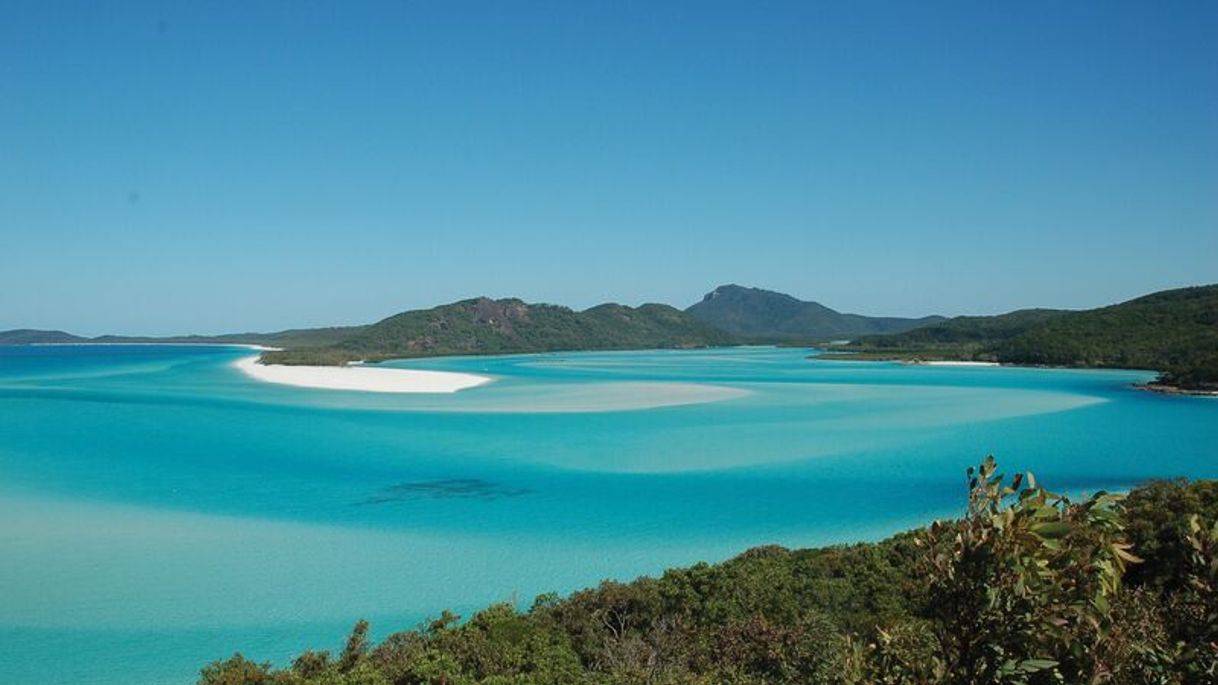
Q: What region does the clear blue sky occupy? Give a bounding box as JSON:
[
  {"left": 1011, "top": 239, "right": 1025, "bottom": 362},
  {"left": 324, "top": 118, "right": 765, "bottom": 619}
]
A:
[{"left": 2, "top": 1, "right": 1215, "bottom": 335}]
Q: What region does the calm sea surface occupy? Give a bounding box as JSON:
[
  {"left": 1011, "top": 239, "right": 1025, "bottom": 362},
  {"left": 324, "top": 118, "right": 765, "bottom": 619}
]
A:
[{"left": 1, "top": 345, "right": 1215, "bottom": 684}]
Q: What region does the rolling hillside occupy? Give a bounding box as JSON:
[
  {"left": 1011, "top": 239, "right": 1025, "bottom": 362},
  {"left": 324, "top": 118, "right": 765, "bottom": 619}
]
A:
[
  {"left": 686, "top": 284, "right": 944, "bottom": 340},
  {"left": 840, "top": 284, "right": 1218, "bottom": 390},
  {"left": 262, "top": 297, "right": 738, "bottom": 365}
]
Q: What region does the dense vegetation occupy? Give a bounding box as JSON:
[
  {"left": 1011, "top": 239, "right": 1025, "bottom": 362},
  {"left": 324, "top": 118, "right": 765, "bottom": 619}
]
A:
[
  {"left": 261, "top": 298, "right": 737, "bottom": 365},
  {"left": 200, "top": 460, "right": 1218, "bottom": 685},
  {"left": 836, "top": 285, "right": 1218, "bottom": 391},
  {"left": 685, "top": 284, "right": 944, "bottom": 341},
  {"left": 847, "top": 309, "right": 1068, "bottom": 352}
]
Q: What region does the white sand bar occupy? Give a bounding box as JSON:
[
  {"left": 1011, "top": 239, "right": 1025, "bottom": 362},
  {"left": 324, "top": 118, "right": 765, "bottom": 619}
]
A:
[
  {"left": 920, "top": 361, "right": 1000, "bottom": 367},
  {"left": 234, "top": 356, "right": 492, "bottom": 393}
]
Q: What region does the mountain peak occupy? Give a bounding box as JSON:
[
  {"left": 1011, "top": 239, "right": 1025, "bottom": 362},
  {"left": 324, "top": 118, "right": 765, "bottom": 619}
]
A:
[
  {"left": 686, "top": 285, "right": 942, "bottom": 340},
  {"left": 704, "top": 284, "right": 798, "bottom": 303}
]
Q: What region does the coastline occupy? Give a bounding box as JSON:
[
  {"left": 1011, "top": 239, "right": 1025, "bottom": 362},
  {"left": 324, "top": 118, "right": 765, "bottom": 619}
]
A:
[
  {"left": 811, "top": 352, "right": 1001, "bottom": 367},
  {"left": 233, "top": 355, "right": 492, "bottom": 394},
  {"left": 1138, "top": 383, "right": 1218, "bottom": 398},
  {"left": 813, "top": 352, "right": 1218, "bottom": 398},
  {"left": 910, "top": 360, "right": 1000, "bottom": 367}
]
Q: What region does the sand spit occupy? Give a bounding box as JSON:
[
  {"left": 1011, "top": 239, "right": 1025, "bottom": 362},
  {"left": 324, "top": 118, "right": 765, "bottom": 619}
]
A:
[{"left": 234, "top": 356, "right": 492, "bottom": 394}]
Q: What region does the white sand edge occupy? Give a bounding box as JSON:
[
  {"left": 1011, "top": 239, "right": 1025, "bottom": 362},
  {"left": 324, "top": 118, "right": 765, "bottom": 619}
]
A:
[
  {"left": 918, "top": 361, "right": 1001, "bottom": 367},
  {"left": 234, "top": 356, "right": 492, "bottom": 394}
]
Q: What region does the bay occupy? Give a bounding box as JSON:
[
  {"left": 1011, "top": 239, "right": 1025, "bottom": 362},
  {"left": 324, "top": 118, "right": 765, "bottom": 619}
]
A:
[{"left": 1, "top": 344, "right": 1214, "bottom": 684}]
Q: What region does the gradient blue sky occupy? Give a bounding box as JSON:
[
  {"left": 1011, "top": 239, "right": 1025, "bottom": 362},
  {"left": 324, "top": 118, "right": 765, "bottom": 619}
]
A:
[{"left": 3, "top": 1, "right": 1215, "bottom": 335}]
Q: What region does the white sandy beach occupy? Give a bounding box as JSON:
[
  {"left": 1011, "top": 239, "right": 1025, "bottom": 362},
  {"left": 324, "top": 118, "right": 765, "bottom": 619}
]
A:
[
  {"left": 234, "top": 356, "right": 492, "bottom": 393},
  {"left": 920, "top": 360, "right": 1001, "bottom": 367}
]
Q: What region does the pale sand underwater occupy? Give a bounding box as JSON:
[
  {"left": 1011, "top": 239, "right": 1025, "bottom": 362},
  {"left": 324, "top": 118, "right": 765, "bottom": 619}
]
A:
[{"left": 5, "top": 345, "right": 1214, "bottom": 685}]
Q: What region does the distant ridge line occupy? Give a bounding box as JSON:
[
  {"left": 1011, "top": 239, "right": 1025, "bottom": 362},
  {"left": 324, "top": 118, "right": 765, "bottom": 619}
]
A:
[{"left": 684, "top": 284, "right": 945, "bottom": 340}]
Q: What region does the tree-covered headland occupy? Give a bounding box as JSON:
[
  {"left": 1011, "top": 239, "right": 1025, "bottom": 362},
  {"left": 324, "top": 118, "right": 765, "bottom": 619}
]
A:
[
  {"left": 829, "top": 284, "right": 1218, "bottom": 392},
  {"left": 200, "top": 459, "right": 1218, "bottom": 685}
]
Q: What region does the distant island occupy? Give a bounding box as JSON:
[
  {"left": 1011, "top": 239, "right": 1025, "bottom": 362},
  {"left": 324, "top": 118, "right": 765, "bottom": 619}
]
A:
[
  {"left": 4, "top": 283, "right": 1216, "bottom": 393},
  {"left": 0, "top": 326, "right": 365, "bottom": 350}
]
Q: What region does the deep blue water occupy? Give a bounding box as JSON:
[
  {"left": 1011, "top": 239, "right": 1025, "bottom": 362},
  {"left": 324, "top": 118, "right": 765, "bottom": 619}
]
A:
[{"left": 1, "top": 344, "right": 1215, "bottom": 684}]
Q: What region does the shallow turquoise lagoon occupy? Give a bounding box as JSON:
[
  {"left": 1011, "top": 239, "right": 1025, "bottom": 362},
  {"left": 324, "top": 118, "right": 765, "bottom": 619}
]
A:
[{"left": 1, "top": 345, "right": 1215, "bottom": 684}]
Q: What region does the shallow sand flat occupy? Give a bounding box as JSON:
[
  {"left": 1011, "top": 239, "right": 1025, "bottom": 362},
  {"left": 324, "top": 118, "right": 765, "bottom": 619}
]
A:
[
  {"left": 423, "top": 381, "right": 752, "bottom": 413},
  {"left": 234, "top": 356, "right": 492, "bottom": 393}
]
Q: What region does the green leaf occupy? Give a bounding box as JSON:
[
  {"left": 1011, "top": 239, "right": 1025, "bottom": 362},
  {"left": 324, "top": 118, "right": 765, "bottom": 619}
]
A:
[
  {"left": 1031, "top": 521, "right": 1072, "bottom": 539},
  {"left": 1093, "top": 594, "right": 1109, "bottom": 614},
  {"left": 1017, "top": 658, "right": 1059, "bottom": 673}
]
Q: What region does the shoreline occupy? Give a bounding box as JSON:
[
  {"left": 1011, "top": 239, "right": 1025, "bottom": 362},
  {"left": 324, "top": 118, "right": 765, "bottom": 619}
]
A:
[
  {"left": 909, "top": 360, "right": 1000, "bottom": 367},
  {"left": 1138, "top": 383, "right": 1218, "bottom": 398},
  {"left": 233, "top": 356, "right": 492, "bottom": 394},
  {"left": 811, "top": 353, "right": 1003, "bottom": 367},
  {"left": 814, "top": 353, "right": 1217, "bottom": 398}
]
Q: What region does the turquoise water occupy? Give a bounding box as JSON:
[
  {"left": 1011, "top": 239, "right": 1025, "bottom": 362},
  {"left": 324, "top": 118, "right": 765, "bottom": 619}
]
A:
[{"left": 1, "top": 344, "right": 1215, "bottom": 684}]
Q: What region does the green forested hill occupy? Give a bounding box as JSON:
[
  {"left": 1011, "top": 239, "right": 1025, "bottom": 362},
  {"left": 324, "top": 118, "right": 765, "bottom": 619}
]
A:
[
  {"left": 685, "top": 284, "right": 944, "bottom": 340},
  {"left": 852, "top": 308, "right": 1067, "bottom": 349},
  {"left": 262, "top": 298, "right": 738, "bottom": 365},
  {"left": 995, "top": 286, "right": 1218, "bottom": 388},
  {"left": 840, "top": 284, "right": 1218, "bottom": 390}
]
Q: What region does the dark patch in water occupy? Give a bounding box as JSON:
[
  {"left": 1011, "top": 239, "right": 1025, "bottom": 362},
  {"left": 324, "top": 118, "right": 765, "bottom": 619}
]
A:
[{"left": 357, "top": 478, "right": 532, "bottom": 505}]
